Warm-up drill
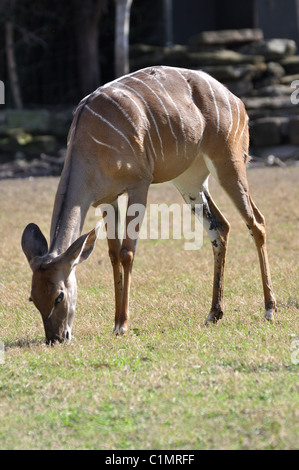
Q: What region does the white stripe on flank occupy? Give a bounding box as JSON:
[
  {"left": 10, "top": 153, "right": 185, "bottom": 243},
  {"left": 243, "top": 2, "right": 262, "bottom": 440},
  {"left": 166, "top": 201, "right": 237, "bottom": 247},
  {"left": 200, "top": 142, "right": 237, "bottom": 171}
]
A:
[
  {"left": 204, "top": 74, "right": 233, "bottom": 140},
  {"left": 101, "top": 69, "right": 140, "bottom": 90},
  {"left": 164, "top": 67, "right": 207, "bottom": 153},
  {"left": 239, "top": 114, "right": 249, "bottom": 143},
  {"left": 221, "top": 89, "right": 233, "bottom": 141},
  {"left": 88, "top": 132, "right": 121, "bottom": 154},
  {"left": 118, "top": 81, "right": 165, "bottom": 159},
  {"left": 200, "top": 73, "right": 220, "bottom": 134},
  {"left": 110, "top": 86, "right": 157, "bottom": 159},
  {"left": 131, "top": 75, "right": 178, "bottom": 156},
  {"left": 85, "top": 104, "right": 136, "bottom": 156},
  {"left": 198, "top": 112, "right": 205, "bottom": 150},
  {"left": 169, "top": 67, "right": 193, "bottom": 100},
  {"left": 101, "top": 91, "right": 141, "bottom": 139},
  {"left": 143, "top": 70, "right": 187, "bottom": 158},
  {"left": 233, "top": 95, "right": 241, "bottom": 143}
]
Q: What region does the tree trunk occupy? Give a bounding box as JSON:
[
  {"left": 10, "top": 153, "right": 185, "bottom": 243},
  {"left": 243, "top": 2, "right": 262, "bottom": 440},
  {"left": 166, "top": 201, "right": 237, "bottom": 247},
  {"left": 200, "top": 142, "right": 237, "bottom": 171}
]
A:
[
  {"left": 5, "top": 21, "right": 23, "bottom": 109},
  {"left": 74, "top": 0, "right": 105, "bottom": 96},
  {"left": 114, "top": 0, "right": 133, "bottom": 78},
  {"left": 163, "top": 0, "right": 173, "bottom": 46}
]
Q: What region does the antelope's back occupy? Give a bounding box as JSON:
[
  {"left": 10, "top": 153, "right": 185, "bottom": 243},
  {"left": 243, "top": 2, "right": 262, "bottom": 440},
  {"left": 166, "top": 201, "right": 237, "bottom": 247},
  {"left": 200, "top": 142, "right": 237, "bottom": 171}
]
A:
[{"left": 71, "top": 66, "right": 248, "bottom": 182}]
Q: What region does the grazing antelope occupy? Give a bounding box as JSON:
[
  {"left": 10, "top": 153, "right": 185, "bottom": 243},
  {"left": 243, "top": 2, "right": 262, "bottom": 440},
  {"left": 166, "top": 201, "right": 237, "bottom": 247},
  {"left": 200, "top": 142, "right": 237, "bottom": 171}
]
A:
[{"left": 21, "top": 66, "right": 276, "bottom": 344}]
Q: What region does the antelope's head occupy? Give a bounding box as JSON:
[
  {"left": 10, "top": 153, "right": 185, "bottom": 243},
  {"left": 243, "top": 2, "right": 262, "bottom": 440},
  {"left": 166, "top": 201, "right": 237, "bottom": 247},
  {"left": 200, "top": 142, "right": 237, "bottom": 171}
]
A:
[{"left": 21, "top": 223, "right": 98, "bottom": 344}]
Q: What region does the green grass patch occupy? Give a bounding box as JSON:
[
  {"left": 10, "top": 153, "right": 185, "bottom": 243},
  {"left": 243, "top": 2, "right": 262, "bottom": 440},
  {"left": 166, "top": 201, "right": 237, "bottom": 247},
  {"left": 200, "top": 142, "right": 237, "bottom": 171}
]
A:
[{"left": 0, "top": 169, "right": 298, "bottom": 449}]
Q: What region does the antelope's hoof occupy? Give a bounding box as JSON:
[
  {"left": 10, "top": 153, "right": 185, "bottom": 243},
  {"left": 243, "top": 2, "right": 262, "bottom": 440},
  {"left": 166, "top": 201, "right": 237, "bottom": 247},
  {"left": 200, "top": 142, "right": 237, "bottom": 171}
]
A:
[
  {"left": 205, "top": 309, "right": 224, "bottom": 325},
  {"left": 264, "top": 309, "right": 275, "bottom": 321},
  {"left": 264, "top": 300, "right": 276, "bottom": 321},
  {"left": 114, "top": 324, "right": 128, "bottom": 336}
]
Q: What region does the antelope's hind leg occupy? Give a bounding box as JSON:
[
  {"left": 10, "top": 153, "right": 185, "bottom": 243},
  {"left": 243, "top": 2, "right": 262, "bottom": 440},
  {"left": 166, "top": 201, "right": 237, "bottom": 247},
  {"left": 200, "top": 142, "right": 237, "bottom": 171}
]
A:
[
  {"left": 174, "top": 170, "right": 230, "bottom": 324},
  {"left": 201, "top": 185, "right": 231, "bottom": 324},
  {"left": 205, "top": 153, "right": 277, "bottom": 321}
]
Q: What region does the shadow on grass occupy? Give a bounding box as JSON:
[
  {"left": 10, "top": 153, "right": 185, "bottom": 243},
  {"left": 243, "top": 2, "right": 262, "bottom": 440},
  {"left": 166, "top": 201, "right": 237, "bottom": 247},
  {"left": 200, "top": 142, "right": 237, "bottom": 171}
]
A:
[{"left": 4, "top": 337, "right": 45, "bottom": 350}]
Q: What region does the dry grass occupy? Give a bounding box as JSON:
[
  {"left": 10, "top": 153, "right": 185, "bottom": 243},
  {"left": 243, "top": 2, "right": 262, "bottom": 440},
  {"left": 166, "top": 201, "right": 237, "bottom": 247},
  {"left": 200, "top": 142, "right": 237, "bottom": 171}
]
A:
[{"left": 0, "top": 167, "right": 298, "bottom": 449}]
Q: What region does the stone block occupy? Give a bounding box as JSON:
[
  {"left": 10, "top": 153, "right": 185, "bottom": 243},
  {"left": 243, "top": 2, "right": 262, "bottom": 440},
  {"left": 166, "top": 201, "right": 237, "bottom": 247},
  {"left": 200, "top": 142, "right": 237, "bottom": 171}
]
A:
[
  {"left": 0, "top": 133, "right": 57, "bottom": 156},
  {"left": 250, "top": 117, "right": 289, "bottom": 146},
  {"left": 225, "top": 78, "right": 253, "bottom": 97},
  {"left": 253, "top": 61, "right": 286, "bottom": 89},
  {"left": 189, "top": 29, "right": 264, "bottom": 48},
  {"left": 251, "top": 145, "right": 299, "bottom": 160},
  {"left": 238, "top": 38, "right": 297, "bottom": 61},
  {"left": 6, "top": 109, "right": 50, "bottom": 133},
  {"left": 200, "top": 64, "right": 257, "bottom": 82},
  {"left": 188, "top": 50, "right": 264, "bottom": 67},
  {"left": 281, "top": 56, "right": 299, "bottom": 74}
]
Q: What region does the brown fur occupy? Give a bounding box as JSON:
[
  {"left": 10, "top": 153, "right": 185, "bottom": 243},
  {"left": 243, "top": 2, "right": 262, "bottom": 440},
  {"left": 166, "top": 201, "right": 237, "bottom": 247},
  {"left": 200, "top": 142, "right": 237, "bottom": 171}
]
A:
[{"left": 22, "top": 66, "right": 276, "bottom": 343}]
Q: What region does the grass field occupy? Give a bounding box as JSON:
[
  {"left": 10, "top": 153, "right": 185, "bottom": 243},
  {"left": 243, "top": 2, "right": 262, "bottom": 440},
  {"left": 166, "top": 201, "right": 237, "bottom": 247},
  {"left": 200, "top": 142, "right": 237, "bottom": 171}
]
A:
[{"left": 0, "top": 166, "right": 298, "bottom": 450}]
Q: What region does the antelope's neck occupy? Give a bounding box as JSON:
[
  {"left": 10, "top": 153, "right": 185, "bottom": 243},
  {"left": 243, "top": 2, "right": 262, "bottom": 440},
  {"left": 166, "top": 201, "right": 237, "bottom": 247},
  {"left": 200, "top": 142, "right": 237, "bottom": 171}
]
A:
[{"left": 49, "top": 157, "right": 92, "bottom": 255}]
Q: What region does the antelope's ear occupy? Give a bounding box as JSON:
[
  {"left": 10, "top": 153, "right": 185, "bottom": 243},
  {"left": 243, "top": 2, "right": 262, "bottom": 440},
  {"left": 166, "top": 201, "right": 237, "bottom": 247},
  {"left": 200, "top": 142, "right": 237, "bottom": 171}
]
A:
[
  {"left": 62, "top": 223, "right": 102, "bottom": 271},
  {"left": 21, "top": 223, "right": 48, "bottom": 265}
]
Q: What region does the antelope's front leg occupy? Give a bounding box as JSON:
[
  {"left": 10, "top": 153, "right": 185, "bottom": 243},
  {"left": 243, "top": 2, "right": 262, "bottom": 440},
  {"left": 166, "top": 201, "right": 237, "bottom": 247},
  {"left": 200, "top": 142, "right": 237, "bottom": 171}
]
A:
[
  {"left": 114, "top": 184, "right": 149, "bottom": 336},
  {"left": 104, "top": 202, "right": 123, "bottom": 333},
  {"left": 108, "top": 237, "right": 123, "bottom": 333}
]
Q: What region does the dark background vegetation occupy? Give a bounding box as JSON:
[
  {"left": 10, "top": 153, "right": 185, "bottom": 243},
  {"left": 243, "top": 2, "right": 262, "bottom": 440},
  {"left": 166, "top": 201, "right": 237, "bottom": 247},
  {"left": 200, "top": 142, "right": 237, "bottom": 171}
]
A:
[{"left": 1, "top": 0, "right": 299, "bottom": 107}]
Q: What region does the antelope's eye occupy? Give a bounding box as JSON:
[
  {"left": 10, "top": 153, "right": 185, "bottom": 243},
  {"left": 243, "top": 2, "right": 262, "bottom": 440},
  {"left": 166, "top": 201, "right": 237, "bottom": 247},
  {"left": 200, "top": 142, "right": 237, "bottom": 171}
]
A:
[{"left": 55, "top": 292, "right": 64, "bottom": 306}]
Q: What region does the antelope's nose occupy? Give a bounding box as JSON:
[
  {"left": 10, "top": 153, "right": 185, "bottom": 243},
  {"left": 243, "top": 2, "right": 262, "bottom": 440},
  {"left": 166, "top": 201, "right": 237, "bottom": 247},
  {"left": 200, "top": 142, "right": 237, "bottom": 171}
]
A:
[{"left": 46, "top": 333, "right": 66, "bottom": 345}]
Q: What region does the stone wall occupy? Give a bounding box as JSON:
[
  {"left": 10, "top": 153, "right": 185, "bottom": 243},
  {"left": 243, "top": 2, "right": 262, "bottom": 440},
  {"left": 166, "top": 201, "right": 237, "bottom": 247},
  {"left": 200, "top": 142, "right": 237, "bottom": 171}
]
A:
[
  {"left": 1, "top": 28, "right": 299, "bottom": 175},
  {"left": 131, "top": 28, "right": 299, "bottom": 161},
  {"left": 0, "top": 108, "right": 73, "bottom": 163}
]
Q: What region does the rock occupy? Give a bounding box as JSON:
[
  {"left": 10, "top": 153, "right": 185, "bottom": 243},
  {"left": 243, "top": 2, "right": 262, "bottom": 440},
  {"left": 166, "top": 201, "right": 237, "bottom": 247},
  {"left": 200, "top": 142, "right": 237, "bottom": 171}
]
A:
[
  {"left": 130, "top": 47, "right": 264, "bottom": 71},
  {"left": 189, "top": 50, "right": 264, "bottom": 67},
  {"left": 280, "top": 73, "right": 299, "bottom": 85},
  {"left": 163, "top": 45, "right": 193, "bottom": 67},
  {"left": 238, "top": 38, "right": 297, "bottom": 61},
  {"left": 253, "top": 61, "right": 286, "bottom": 89},
  {"left": 25, "top": 135, "right": 57, "bottom": 154},
  {"left": 189, "top": 29, "right": 264, "bottom": 48},
  {"left": 250, "top": 117, "right": 289, "bottom": 146},
  {"left": 6, "top": 109, "right": 50, "bottom": 133},
  {"left": 129, "top": 44, "right": 165, "bottom": 70},
  {"left": 200, "top": 63, "right": 265, "bottom": 82},
  {"left": 251, "top": 84, "right": 293, "bottom": 97},
  {"left": 243, "top": 95, "right": 297, "bottom": 119},
  {"left": 266, "top": 154, "right": 287, "bottom": 167},
  {"left": 0, "top": 133, "right": 57, "bottom": 156},
  {"left": 225, "top": 77, "right": 253, "bottom": 97},
  {"left": 0, "top": 151, "right": 65, "bottom": 179},
  {"left": 251, "top": 145, "right": 299, "bottom": 160},
  {"left": 266, "top": 62, "right": 285, "bottom": 78},
  {"left": 130, "top": 43, "right": 163, "bottom": 58},
  {"left": 281, "top": 56, "right": 299, "bottom": 74}
]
